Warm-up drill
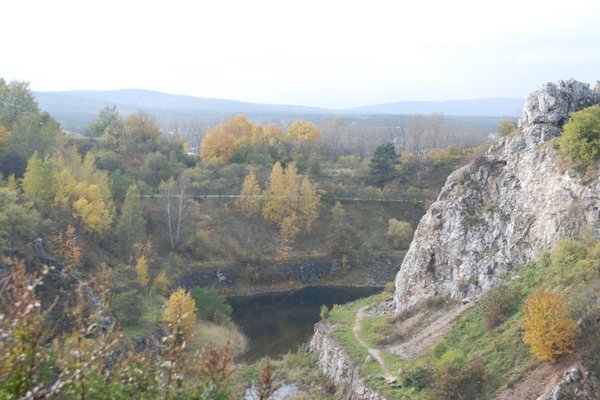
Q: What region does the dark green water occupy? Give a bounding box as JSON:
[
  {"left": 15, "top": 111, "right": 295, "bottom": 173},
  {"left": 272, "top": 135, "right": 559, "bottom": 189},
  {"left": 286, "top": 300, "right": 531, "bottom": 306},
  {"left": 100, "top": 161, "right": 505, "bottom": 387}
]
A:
[{"left": 228, "top": 285, "right": 381, "bottom": 362}]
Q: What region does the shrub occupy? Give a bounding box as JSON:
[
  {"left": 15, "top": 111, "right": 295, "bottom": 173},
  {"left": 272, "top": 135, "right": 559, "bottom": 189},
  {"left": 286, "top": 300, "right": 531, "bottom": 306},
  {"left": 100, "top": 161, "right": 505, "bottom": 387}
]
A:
[
  {"left": 403, "top": 361, "right": 432, "bottom": 390},
  {"left": 190, "top": 286, "right": 233, "bottom": 324},
  {"left": 319, "top": 305, "right": 330, "bottom": 320},
  {"left": 112, "top": 289, "right": 144, "bottom": 325},
  {"left": 383, "top": 280, "right": 396, "bottom": 294},
  {"left": 479, "top": 285, "right": 520, "bottom": 329},
  {"left": 549, "top": 238, "right": 590, "bottom": 284},
  {"left": 557, "top": 105, "right": 600, "bottom": 167},
  {"left": 498, "top": 119, "right": 517, "bottom": 136},
  {"left": 432, "top": 354, "right": 486, "bottom": 400},
  {"left": 152, "top": 270, "right": 171, "bottom": 296},
  {"left": 522, "top": 289, "right": 576, "bottom": 362},
  {"left": 387, "top": 218, "right": 413, "bottom": 249}
]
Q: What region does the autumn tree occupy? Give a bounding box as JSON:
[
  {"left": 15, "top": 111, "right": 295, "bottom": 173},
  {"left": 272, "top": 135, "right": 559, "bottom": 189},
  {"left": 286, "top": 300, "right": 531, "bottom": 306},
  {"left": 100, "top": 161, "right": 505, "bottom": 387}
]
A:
[
  {"left": 53, "top": 151, "right": 115, "bottom": 234},
  {"left": 135, "top": 255, "right": 149, "bottom": 288},
  {"left": 200, "top": 115, "right": 261, "bottom": 162},
  {"left": 54, "top": 225, "right": 82, "bottom": 270},
  {"left": 286, "top": 120, "right": 321, "bottom": 142},
  {"left": 22, "top": 151, "right": 57, "bottom": 210},
  {"left": 162, "top": 288, "right": 197, "bottom": 336},
  {"left": 286, "top": 120, "right": 321, "bottom": 159},
  {"left": 262, "top": 162, "right": 287, "bottom": 226},
  {"left": 200, "top": 125, "right": 236, "bottom": 162},
  {"left": 237, "top": 171, "right": 262, "bottom": 216},
  {"left": 522, "top": 289, "right": 576, "bottom": 362},
  {"left": 152, "top": 270, "right": 171, "bottom": 296},
  {"left": 0, "top": 124, "right": 8, "bottom": 147},
  {"left": 115, "top": 183, "right": 146, "bottom": 257},
  {"left": 299, "top": 176, "right": 320, "bottom": 231},
  {"left": 258, "top": 359, "right": 276, "bottom": 399},
  {"left": 262, "top": 162, "right": 320, "bottom": 242}
]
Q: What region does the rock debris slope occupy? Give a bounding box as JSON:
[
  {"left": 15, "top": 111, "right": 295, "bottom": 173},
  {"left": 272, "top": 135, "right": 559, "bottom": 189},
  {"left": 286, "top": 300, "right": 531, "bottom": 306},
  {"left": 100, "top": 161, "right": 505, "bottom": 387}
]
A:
[{"left": 394, "top": 79, "right": 600, "bottom": 311}]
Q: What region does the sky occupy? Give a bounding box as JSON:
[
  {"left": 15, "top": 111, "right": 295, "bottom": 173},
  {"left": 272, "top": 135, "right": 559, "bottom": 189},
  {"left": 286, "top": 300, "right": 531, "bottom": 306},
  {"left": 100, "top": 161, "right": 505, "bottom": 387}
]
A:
[{"left": 2, "top": 0, "right": 600, "bottom": 109}]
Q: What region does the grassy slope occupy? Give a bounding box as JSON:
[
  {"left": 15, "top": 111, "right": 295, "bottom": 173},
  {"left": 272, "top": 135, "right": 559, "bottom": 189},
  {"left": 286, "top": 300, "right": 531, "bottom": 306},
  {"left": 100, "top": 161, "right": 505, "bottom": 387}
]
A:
[{"left": 319, "top": 243, "right": 600, "bottom": 399}]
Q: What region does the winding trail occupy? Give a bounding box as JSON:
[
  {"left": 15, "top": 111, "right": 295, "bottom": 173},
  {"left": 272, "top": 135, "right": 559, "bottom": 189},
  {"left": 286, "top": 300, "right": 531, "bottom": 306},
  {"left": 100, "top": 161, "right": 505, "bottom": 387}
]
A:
[
  {"left": 388, "top": 303, "right": 472, "bottom": 360},
  {"left": 353, "top": 306, "right": 395, "bottom": 382}
]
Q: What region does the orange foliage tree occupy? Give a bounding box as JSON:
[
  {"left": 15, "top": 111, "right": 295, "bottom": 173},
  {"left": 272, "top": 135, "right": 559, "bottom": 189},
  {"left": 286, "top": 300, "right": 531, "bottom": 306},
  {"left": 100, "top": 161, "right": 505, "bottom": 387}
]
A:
[
  {"left": 200, "top": 115, "right": 263, "bottom": 162},
  {"left": 522, "top": 288, "right": 576, "bottom": 362},
  {"left": 54, "top": 225, "right": 82, "bottom": 269}
]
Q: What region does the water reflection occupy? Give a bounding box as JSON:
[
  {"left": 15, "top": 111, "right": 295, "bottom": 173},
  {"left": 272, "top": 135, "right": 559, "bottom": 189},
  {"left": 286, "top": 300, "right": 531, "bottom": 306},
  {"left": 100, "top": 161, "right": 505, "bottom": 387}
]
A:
[{"left": 228, "top": 286, "right": 380, "bottom": 362}]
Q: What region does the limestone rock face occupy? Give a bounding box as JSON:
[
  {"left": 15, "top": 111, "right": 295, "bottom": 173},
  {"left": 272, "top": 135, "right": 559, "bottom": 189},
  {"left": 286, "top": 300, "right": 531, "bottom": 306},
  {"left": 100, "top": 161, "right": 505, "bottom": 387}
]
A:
[
  {"left": 520, "top": 79, "right": 600, "bottom": 140},
  {"left": 393, "top": 79, "right": 600, "bottom": 311},
  {"left": 537, "top": 365, "right": 600, "bottom": 400},
  {"left": 309, "top": 322, "right": 386, "bottom": 400}
]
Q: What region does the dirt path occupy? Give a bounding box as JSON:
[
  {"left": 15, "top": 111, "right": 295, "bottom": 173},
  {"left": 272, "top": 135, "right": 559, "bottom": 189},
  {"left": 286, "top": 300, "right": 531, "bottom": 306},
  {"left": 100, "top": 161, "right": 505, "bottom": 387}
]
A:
[
  {"left": 388, "top": 303, "right": 472, "bottom": 360},
  {"left": 353, "top": 306, "right": 394, "bottom": 381}
]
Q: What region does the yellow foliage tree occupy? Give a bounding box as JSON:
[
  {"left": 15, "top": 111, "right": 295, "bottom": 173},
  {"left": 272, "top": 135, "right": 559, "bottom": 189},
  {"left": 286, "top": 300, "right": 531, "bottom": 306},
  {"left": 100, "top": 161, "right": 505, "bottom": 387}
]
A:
[
  {"left": 262, "top": 162, "right": 287, "bottom": 225},
  {"left": 22, "top": 152, "right": 57, "bottom": 210},
  {"left": 72, "top": 183, "right": 114, "bottom": 233},
  {"left": 135, "top": 255, "right": 149, "bottom": 288},
  {"left": 299, "top": 177, "right": 320, "bottom": 231},
  {"left": 52, "top": 151, "right": 115, "bottom": 234},
  {"left": 263, "top": 123, "right": 285, "bottom": 146},
  {"left": 286, "top": 120, "right": 321, "bottom": 142},
  {"left": 162, "top": 288, "right": 197, "bottom": 336},
  {"left": 152, "top": 270, "right": 170, "bottom": 296},
  {"left": 286, "top": 120, "right": 321, "bottom": 158},
  {"left": 261, "top": 162, "right": 320, "bottom": 242},
  {"left": 200, "top": 126, "right": 236, "bottom": 162},
  {"left": 0, "top": 124, "right": 8, "bottom": 146},
  {"left": 522, "top": 288, "right": 576, "bottom": 362},
  {"left": 236, "top": 171, "right": 262, "bottom": 216},
  {"left": 280, "top": 212, "right": 301, "bottom": 242}
]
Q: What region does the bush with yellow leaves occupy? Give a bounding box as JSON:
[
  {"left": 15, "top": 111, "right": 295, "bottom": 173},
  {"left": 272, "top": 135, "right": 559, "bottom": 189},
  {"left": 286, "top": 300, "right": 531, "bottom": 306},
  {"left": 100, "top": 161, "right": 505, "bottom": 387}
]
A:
[{"left": 522, "top": 288, "right": 576, "bottom": 362}]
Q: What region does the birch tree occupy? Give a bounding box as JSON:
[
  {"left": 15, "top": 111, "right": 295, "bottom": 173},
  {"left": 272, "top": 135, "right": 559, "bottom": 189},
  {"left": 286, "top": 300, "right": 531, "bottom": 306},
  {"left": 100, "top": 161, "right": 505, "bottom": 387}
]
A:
[{"left": 159, "top": 175, "right": 191, "bottom": 249}]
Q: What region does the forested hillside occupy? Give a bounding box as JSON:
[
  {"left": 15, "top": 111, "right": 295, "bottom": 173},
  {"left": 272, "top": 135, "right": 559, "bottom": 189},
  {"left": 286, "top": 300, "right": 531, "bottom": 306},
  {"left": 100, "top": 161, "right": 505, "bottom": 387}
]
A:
[{"left": 0, "top": 78, "right": 492, "bottom": 399}]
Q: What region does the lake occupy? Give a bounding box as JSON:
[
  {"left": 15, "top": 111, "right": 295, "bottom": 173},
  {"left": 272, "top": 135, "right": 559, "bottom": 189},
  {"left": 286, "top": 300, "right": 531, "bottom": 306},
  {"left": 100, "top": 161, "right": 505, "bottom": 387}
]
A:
[{"left": 228, "top": 285, "right": 381, "bottom": 362}]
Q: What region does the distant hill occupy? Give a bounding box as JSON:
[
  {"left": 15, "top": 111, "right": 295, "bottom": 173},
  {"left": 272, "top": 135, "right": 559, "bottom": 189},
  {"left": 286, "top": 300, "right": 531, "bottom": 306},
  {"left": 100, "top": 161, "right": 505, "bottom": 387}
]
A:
[
  {"left": 34, "top": 89, "right": 523, "bottom": 131},
  {"left": 347, "top": 98, "right": 523, "bottom": 117},
  {"left": 35, "top": 89, "right": 332, "bottom": 116}
]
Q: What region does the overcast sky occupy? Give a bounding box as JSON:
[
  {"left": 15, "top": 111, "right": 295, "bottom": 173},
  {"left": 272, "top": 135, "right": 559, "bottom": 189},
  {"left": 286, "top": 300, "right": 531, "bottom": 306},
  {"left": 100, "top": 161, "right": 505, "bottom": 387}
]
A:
[{"left": 2, "top": 0, "right": 599, "bottom": 108}]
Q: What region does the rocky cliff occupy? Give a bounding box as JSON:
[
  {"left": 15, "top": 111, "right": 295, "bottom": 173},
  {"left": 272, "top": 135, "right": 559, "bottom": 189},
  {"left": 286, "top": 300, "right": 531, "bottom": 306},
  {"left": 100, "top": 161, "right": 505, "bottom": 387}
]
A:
[
  {"left": 394, "top": 79, "right": 600, "bottom": 311},
  {"left": 309, "top": 322, "right": 386, "bottom": 400}
]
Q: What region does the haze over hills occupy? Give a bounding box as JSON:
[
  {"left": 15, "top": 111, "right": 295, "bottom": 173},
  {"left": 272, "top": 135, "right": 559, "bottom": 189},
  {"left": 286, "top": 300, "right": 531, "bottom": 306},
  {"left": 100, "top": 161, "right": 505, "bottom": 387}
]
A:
[
  {"left": 347, "top": 97, "right": 523, "bottom": 117},
  {"left": 35, "top": 89, "right": 524, "bottom": 120}
]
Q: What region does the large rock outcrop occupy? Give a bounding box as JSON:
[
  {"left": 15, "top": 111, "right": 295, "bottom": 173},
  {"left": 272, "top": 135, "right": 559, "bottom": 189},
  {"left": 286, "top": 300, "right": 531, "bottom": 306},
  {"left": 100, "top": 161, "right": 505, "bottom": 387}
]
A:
[{"left": 394, "top": 79, "right": 600, "bottom": 311}]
